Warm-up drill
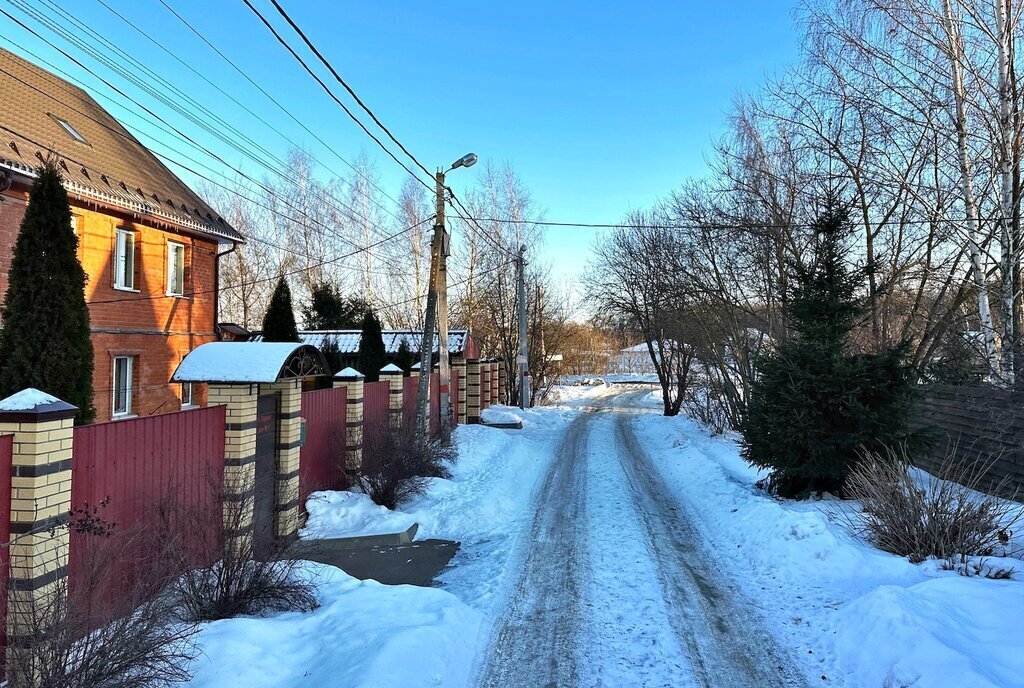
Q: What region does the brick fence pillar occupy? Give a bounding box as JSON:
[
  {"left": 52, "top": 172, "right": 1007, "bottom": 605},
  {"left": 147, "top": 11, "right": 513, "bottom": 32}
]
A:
[
  {"left": 497, "top": 360, "right": 507, "bottom": 405},
  {"left": 380, "top": 364, "right": 404, "bottom": 432},
  {"left": 0, "top": 389, "right": 76, "bottom": 685},
  {"left": 207, "top": 383, "right": 258, "bottom": 556},
  {"left": 489, "top": 361, "right": 499, "bottom": 406},
  {"left": 263, "top": 379, "right": 302, "bottom": 540},
  {"left": 467, "top": 359, "right": 481, "bottom": 424},
  {"left": 453, "top": 355, "right": 467, "bottom": 425},
  {"left": 333, "top": 368, "right": 364, "bottom": 477},
  {"left": 481, "top": 361, "right": 492, "bottom": 411}
]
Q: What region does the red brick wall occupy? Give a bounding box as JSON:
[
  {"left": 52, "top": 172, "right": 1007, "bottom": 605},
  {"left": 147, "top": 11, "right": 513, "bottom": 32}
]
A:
[{"left": 0, "top": 183, "right": 220, "bottom": 420}]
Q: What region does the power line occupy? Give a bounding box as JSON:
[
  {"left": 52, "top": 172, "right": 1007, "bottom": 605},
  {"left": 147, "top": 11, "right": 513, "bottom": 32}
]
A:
[
  {"left": 445, "top": 191, "right": 518, "bottom": 259},
  {"left": 112, "top": 0, "right": 406, "bottom": 219},
  {"left": 266, "top": 0, "right": 434, "bottom": 181},
  {"left": 448, "top": 214, "right": 1014, "bottom": 231},
  {"left": 1, "top": 2, "right": 402, "bottom": 249},
  {"left": 241, "top": 0, "right": 433, "bottom": 192},
  {"left": 86, "top": 216, "right": 436, "bottom": 306},
  {"left": 0, "top": 39, "right": 407, "bottom": 274}
]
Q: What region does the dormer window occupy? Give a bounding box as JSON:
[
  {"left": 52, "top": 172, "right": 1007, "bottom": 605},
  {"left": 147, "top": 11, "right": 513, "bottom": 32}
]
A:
[{"left": 48, "top": 113, "right": 88, "bottom": 144}]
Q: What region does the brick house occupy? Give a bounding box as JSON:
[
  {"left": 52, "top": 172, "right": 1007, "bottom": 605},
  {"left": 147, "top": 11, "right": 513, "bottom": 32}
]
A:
[{"left": 0, "top": 48, "right": 243, "bottom": 420}]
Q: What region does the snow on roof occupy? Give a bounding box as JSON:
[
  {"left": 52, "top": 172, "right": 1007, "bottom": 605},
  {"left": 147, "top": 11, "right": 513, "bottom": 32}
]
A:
[
  {"left": 172, "top": 342, "right": 327, "bottom": 383},
  {"left": 0, "top": 387, "right": 62, "bottom": 411},
  {"left": 250, "top": 329, "right": 471, "bottom": 355}
]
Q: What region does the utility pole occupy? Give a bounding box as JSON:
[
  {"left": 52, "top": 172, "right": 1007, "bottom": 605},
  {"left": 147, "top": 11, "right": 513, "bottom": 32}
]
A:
[
  {"left": 415, "top": 153, "right": 476, "bottom": 442},
  {"left": 517, "top": 243, "right": 530, "bottom": 408}
]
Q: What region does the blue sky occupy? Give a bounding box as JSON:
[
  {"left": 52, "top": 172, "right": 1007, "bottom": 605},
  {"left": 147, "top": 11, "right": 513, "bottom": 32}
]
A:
[{"left": 0, "top": 0, "right": 799, "bottom": 281}]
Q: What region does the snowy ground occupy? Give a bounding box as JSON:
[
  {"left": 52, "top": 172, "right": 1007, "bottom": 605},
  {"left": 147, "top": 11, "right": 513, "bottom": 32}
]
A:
[
  {"left": 631, "top": 393, "right": 1024, "bottom": 688},
  {"left": 186, "top": 385, "right": 1023, "bottom": 687}
]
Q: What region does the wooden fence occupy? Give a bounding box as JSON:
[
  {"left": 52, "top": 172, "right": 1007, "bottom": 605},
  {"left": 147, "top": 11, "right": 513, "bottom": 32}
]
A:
[{"left": 913, "top": 384, "right": 1024, "bottom": 497}]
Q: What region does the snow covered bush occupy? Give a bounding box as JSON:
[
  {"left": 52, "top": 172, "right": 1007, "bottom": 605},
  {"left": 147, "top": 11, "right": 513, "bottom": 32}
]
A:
[
  {"left": 358, "top": 430, "right": 456, "bottom": 509},
  {"left": 841, "top": 446, "right": 1022, "bottom": 567}
]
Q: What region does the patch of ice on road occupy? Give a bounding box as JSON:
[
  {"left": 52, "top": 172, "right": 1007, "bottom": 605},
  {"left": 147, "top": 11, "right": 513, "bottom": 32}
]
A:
[
  {"left": 188, "top": 562, "right": 482, "bottom": 688},
  {"left": 300, "top": 491, "right": 418, "bottom": 540},
  {"left": 633, "top": 411, "right": 1024, "bottom": 688}
]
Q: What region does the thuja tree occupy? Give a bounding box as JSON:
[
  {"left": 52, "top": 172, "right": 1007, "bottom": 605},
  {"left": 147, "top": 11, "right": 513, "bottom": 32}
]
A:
[
  {"left": 301, "top": 282, "right": 369, "bottom": 330},
  {"left": 741, "top": 194, "right": 918, "bottom": 498},
  {"left": 262, "top": 277, "right": 299, "bottom": 342},
  {"left": 357, "top": 310, "right": 386, "bottom": 382},
  {"left": 0, "top": 161, "right": 94, "bottom": 423},
  {"left": 394, "top": 339, "right": 414, "bottom": 376}
]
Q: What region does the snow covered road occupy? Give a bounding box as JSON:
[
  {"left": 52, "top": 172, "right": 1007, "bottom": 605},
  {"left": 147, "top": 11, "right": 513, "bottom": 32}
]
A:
[{"left": 477, "top": 391, "right": 806, "bottom": 688}]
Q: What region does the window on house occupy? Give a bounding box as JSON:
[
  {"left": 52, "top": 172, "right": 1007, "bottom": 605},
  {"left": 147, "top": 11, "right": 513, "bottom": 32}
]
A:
[
  {"left": 167, "top": 241, "right": 185, "bottom": 296},
  {"left": 181, "top": 382, "right": 194, "bottom": 408},
  {"left": 112, "top": 356, "right": 133, "bottom": 417},
  {"left": 49, "top": 113, "right": 88, "bottom": 144},
  {"left": 114, "top": 229, "right": 135, "bottom": 290}
]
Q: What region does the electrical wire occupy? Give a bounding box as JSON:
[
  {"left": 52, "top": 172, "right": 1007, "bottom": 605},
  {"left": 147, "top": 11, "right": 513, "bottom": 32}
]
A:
[
  {"left": 85, "top": 216, "right": 436, "bottom": 305},
  {"left": 447, "top": 214, "right": 1013, "bottom": 231},
  {"left": 241, "top": 0, "right": 433, "bottom": 192},
  {"left": 266, "top": 0, "right": 434, "bottom": 181}
]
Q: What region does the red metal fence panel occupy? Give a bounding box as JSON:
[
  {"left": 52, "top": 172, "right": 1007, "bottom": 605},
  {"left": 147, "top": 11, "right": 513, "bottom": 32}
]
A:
[
  {"left": 69, "top": 406, "right": 225, "bottom": 606},
  {"left": 299, "top": 386, "right": 347, "bottom": 503},
  {"left": 363, "top": 381, "right": 390, "bottom": 461},
  {"left": 430, "top": 372, "right": 440, "bottom": 437}
]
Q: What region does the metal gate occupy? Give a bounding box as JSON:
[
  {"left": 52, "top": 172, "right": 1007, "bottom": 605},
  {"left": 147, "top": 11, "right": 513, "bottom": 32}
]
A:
[{"left": 253, "top": 394, "right": 278, "bottom": 558}]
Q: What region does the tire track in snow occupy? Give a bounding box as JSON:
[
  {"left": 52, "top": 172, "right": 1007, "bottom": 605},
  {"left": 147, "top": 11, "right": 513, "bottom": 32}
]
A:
[
  {"left": 476, "top": 408, "right": 592, "bottom": 688},
  {"left": 611, "top": 393, "right": 808, "bottom": 688}
]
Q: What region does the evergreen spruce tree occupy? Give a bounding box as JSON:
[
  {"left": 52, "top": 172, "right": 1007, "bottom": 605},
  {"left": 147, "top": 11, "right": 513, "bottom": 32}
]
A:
[
  {"left": 741, "top": 194, "right": 917, "bottom": 498},
  {"left": 320, "top": 336, "right": 343, "bottom": 376},
  {"left": 394, "top": 339, "right": 414, "bottom": 376},
  {"left": 301, "top": 282, "right": 369, "bottom": 330},
  {"left": 0, "top": 161, "right": 94, "bottom": 423},
  {"left": 357, "top": 310, "right": 386, "bottom": 382},
  {"left": 262, "top": 277, "right": 299, "bottom": 342}
]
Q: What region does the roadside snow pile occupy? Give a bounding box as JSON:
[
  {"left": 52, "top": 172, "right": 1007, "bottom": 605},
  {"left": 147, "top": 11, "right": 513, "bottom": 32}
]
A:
[
  {"left": 543, "top": 382, "right": 617, "bottom": 406},
  {"left": 634, "top": 412, "right": 1024, "bottom": 688},
  {"left": 301, "top": 491, "right": 417, "bottom": 540},
  {"left": 480, "top": 406, "right": 520, "bottom": 425},
  {"left": 188, "top": 562, "right": 482, "bottom": 688}
]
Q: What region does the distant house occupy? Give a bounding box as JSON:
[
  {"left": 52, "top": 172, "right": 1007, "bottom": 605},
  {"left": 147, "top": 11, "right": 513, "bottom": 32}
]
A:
[
  {"left": 246, "top": 328, "right": 481, "bottom": 374},
  {"left": 0, "top": 47, "right": 243, "bottom": 420},
  {"left": 610, "top": 342, "right": 659, "bottom": 374}
]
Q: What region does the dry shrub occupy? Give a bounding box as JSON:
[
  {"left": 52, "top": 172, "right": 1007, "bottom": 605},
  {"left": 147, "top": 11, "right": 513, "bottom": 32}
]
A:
[
  {"left": 7, "top": 514, "right": 197, "bottom": 688},
  {"left": 358, "top": 428, "right": 456, "bottom": 509},
  {"left": 173, "top": 476, "right": 317, "bottom": 622},
  {"left": 841, "top": 446, "right": 1023, "bottom": 567}
]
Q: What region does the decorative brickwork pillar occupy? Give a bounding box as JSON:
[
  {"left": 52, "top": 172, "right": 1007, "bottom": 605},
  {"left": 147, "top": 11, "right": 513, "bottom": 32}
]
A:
[
  {"left": 467, "top": 359, "right": 481, "bottom": 424},
  {"left": 497, "top": 360, "right": 507, "bottom": 406},
  {"left": 263, "top": 379, "right": 302, "bottom": 540},
  {"left": 0, "top": 389, "right": 76, "bottom": 685},
  {"left": 207, "top": 383, "right": 258, "bottom": 556},
  {"left": 333, "top": 368, "right": 364, "bottom": 476},
  {"left": 489, "top": 361, "right": 499, "bottom": 406},
  {"left": 453, "top": 355, "right": 467, "bottom": 425},
  {"left": 380, "top": 364, "right": 404, "bottom": 432},
  {"left": 481, "top": 361, "right": 492, "bottom": 411}
]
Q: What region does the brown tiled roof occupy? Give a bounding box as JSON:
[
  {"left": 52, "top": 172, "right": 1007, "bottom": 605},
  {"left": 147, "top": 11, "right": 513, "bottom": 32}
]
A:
[{"left": 0, "top": 47, "right": 241, "bottom": 243}]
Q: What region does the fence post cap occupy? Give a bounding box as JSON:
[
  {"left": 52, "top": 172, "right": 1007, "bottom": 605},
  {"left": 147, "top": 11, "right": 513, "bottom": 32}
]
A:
[
  {"left": 0, "top": 388, "right": 78, "bottom": 422},
  {"left": 334, "top": 367, "right": 364, "bottom": 381},
  {"left": 411, "top": 362, "right": 422, "bottom": 371},
  {"left": 380, "top": 363, "right": 403, "bottom": 374}
]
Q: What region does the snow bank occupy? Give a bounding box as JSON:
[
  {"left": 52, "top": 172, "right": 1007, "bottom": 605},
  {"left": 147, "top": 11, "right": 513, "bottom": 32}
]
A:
[
  {"left": 188, "top": 563, "right": 482, "bottom": 688},
  {"left": 300, "top": 491, "right": 417, "bottom": 540},
  {"left": 633, "top": 413, "right": 1024, "bottom": 688}
]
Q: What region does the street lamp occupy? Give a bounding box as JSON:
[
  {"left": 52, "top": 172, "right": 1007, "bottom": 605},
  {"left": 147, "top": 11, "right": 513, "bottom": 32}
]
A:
[{"left": 414, "top": 152, "right": 477, "bottom": 444}]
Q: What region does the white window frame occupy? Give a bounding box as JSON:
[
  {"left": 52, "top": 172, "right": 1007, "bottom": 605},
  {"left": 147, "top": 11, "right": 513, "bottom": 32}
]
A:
[
  {"left": 166, "top": 241, "right": 186, "bottom": 296},
  {"left": 113, "top": 229, "right": 136, "bottom": 291},
  {"left": 112, "top": 356, "right": 134, "bottom": 418},
  {"left": 180, "top": 382, "right": 195, "bottom": 409}
]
